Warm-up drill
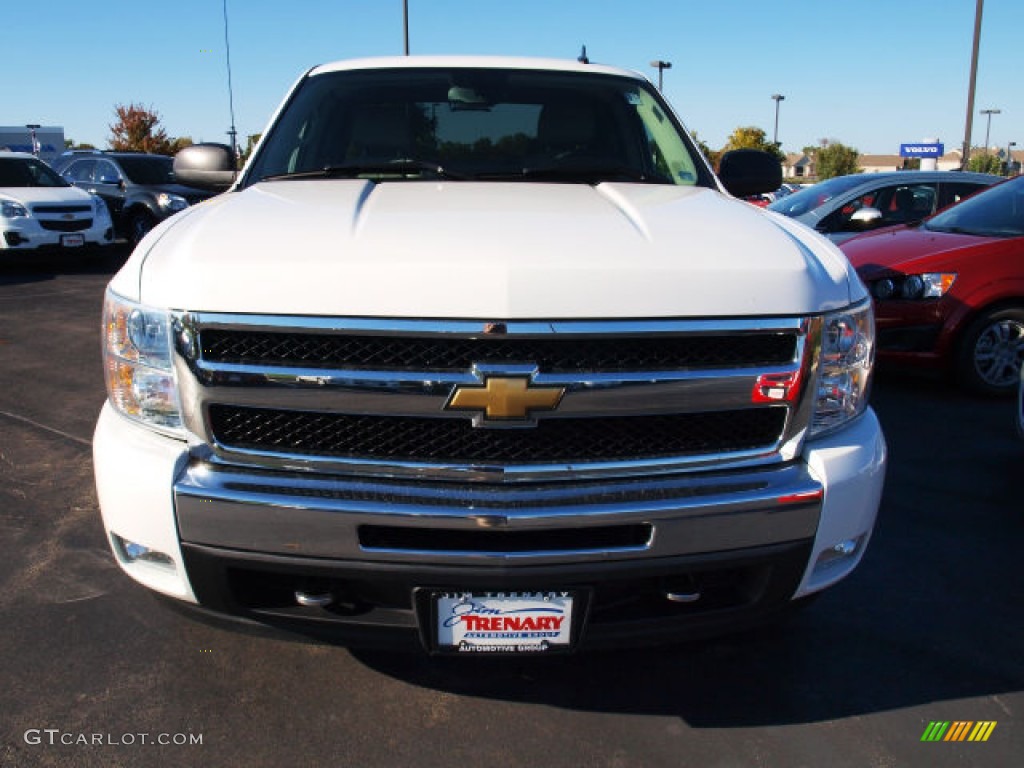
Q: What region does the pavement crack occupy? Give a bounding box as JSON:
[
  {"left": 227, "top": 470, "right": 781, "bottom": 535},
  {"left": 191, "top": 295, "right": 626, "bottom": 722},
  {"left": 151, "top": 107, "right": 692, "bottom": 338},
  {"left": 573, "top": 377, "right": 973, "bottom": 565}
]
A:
[{"left": 0, "top": 409, "right": 91, "bottom": 449}]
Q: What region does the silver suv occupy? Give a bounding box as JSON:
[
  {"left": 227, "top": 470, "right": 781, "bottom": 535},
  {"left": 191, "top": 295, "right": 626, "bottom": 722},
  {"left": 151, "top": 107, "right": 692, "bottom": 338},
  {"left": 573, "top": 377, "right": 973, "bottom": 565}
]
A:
[{"left": 768, "top": 170, "right": 1000, "bottom": 243}]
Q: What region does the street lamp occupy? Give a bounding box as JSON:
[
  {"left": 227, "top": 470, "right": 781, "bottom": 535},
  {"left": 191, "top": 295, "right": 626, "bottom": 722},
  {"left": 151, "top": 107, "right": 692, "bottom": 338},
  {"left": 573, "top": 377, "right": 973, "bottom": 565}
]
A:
[
  {"left": 650, "top": 60, "right": 671, "bottom": 92},
  {"left": 771, "top": 94, "right": 785, "bottom": 147},
  {"left": 25, "top": 124, "right": 41, "bottom": 157},
  {"left": 980, "top": 108, "right": 1001, "bottom": 153}
]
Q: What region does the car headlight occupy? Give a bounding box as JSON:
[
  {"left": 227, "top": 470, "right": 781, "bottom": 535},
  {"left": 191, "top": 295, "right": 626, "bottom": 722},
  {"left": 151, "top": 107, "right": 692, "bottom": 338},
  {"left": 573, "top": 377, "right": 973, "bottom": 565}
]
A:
[
  {"left": 156, "top": 192, "right": 188, "bottom": 212},
  {"left": 103, "top": 289, "right": 184, "bottom": 434},
  {"left": 810, "top": 300, "right": 875, "bottom": 438},
  {"left": 1, "top": 200, "right": 28, "bottom": 218},
  {"left": 871, "top": 272, "right": 956, "bottom": 300}
]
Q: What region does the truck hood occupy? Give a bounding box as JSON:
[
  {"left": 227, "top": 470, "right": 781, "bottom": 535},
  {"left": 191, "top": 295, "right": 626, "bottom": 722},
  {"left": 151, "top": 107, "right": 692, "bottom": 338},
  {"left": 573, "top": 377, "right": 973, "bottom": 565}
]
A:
[{"left": 122, "top": 180, "right": 858, "bottom": 318}]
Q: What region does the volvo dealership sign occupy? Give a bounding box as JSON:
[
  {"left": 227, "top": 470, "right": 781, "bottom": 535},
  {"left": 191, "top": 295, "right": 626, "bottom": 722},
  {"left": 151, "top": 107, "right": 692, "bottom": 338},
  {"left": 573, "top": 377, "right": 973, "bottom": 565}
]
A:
[{"left": 900, "top": 143, "right": 944, "bottom": 158}]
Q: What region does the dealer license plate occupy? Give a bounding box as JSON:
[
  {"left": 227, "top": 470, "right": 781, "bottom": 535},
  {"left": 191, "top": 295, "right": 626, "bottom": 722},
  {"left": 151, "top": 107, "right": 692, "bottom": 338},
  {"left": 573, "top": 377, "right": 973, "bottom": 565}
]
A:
[
  {"left": 435, "top": 591, "right": 575, "bottom": 654},
  {"left": 61, "top": 234, "right": 85, "bottom": 248}
]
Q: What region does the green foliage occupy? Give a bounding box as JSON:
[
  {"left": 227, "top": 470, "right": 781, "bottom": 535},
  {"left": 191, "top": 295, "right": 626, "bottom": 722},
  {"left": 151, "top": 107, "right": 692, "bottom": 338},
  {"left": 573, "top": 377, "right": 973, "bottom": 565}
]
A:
[
  {"left": 724, "top": 126, "right": 784, "bottom": 161},
  {"left": 816, "top": 142, "right": 861, "bottom": 179},
  {"left": 64, "top": 139, "right": 96, "bottom": 150},
  {"left": 690, "top": 131, "right": 720, "bottom": 167},
  {"left": 168, "top": 136, "right": 194, "bottom": 155},
  {"left": 966, "top": 152, "right": 1002, "bottom": 175},
  {"left": 241, "top": 134, "right": 263, "bottom": 164}
]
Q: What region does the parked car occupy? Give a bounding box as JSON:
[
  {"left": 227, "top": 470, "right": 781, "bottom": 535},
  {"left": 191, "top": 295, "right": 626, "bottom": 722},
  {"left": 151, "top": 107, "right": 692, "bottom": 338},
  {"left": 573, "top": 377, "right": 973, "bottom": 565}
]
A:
[
  {"left": 769, "top": 170, "right": 1000, "bottom": 243},
  {"left": 841, "top": 175, "right": 1024, "bottom": 395},
  {"left": 0, "top": 151, "right": 115, "bottom": 255},
  {"left": 51, "top": 150, "right": 215, "bottom": 245}
]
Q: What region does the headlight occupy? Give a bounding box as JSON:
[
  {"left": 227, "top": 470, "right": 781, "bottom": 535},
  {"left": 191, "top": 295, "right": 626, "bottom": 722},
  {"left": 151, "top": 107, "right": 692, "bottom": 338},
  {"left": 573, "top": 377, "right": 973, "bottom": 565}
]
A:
[
  {"left": 156, "top": 192, "right": 188, "bottom": 212},
  {"left": 811, "top": 300, "right": 875, "bottom": 438},
  {"left": 1, "top": 200, "right": 28, "bottom": 218},
  {"left": 103, "top": 289, "right": 183, "bottom": 433},
  {"left": 871, "top": 272, "right": 956, "bottom": 300}
]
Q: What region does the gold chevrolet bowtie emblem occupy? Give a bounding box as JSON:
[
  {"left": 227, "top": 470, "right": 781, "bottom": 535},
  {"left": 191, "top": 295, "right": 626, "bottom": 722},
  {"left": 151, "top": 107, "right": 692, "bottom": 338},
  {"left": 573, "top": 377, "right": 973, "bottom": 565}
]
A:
[{"left": 447, "top": 377, "right": 565, "bottom": 425}]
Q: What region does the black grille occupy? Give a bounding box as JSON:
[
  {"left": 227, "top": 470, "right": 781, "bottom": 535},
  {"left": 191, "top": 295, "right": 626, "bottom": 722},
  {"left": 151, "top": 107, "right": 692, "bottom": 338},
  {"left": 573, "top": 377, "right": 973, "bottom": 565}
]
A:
[
  {"left": 208, "top": 405, "right": 786, "bottom": 464},
  {"left": 40, "top": 219, "right": 92, "bottom": 232},
  {"left": 200, "top": 330, "right": 797, "bottom": 372},
  {"left": 31, "top": 204, "right": 91, "bottom": 214},
  {"left": 359, "top": 524, "right": 652, "bottom": 553}
]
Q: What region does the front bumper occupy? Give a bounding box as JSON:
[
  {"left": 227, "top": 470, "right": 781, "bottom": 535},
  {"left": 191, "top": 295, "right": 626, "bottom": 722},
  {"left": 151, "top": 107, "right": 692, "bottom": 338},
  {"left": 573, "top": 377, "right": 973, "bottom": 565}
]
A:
[
  {"left": 93, "top": 403, "right": 886, "bottom": 649},
  {"left": 1, "top": 219, "right": 114, "bottom": 251}
]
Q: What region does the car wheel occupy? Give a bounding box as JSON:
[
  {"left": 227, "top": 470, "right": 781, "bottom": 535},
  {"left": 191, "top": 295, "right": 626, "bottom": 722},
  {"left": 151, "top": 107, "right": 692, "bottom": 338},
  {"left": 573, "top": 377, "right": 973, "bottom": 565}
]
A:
[
  {"left": 957, "top": 306, "right": 1024, "bottom": 396},
  {"left": 128, "top": 211, "right": 156, "bottom": 246}
]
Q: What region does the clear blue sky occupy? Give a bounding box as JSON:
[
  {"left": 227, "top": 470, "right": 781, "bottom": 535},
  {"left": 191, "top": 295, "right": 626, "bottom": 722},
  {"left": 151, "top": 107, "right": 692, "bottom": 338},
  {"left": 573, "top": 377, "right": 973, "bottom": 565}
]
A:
[{"left": 6, "top": 0, "right": 1022, "bottom": 156}]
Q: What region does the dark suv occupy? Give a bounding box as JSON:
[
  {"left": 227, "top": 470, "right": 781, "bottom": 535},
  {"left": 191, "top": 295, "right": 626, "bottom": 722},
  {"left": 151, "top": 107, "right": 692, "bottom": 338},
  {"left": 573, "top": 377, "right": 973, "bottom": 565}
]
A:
[{"left": 51, "top": 151, "right": 215, "bottom": 245}]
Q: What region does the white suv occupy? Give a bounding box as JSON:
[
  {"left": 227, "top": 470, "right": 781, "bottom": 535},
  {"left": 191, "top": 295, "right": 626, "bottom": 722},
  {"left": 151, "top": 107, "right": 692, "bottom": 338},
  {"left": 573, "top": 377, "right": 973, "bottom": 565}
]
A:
[{"left": 0, "top": 152, "right": 114, "bottom": 254}]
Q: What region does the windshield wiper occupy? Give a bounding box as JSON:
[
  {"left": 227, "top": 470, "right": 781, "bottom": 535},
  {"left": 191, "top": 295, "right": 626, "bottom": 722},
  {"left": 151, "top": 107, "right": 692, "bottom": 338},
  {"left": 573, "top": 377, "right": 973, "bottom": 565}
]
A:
[
  {"left": 479, "top": 165, "right": 667, "bottom": 184},
  {"left": 260, "top": 161, "right": 468, "bottom": 182}
]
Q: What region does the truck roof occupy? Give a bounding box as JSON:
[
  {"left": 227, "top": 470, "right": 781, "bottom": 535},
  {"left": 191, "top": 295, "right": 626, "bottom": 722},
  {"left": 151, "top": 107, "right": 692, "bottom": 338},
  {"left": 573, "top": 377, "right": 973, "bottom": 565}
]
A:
[{"left": 308, "top": 55, "right": 647, "bottom": 82}]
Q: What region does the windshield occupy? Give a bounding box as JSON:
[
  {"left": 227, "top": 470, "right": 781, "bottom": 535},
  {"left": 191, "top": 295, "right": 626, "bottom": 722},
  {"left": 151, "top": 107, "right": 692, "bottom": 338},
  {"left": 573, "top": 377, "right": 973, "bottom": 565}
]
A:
[
  {"left": 245, "top": 67, "right": 707, "bottom": 186},
  {"left": 924, "top": 176, "right": 1024, "bottom": 238},
  {"left": 767, "top": 174, "right": 869, "bottom": 217},
  {"left": 116, "top": 155, "right": 175, "bottom": 185},
  {"left": 0, "top": 157, "right": 69, "bottom": 188}
]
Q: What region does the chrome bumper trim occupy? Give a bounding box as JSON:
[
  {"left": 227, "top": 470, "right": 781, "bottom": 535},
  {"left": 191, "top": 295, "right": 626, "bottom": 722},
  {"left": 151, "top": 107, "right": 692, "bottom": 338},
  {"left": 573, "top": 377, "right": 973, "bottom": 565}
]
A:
[{"left": 174, "top": 459, "right": 822, "bottom": 564}]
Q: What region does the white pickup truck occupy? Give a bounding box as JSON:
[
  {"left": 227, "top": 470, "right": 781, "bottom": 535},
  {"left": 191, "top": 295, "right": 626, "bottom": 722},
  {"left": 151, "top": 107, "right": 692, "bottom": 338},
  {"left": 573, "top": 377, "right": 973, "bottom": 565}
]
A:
[{"left": 94, "top": 56, "right": 886, "bottom": 654}]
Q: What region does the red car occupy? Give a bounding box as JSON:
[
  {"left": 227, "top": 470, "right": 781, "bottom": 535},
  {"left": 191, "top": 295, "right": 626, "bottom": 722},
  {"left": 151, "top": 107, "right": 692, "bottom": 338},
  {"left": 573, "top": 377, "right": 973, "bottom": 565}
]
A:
[{"left": 841, "top": 175, "right": 1024, "bottom": 395}]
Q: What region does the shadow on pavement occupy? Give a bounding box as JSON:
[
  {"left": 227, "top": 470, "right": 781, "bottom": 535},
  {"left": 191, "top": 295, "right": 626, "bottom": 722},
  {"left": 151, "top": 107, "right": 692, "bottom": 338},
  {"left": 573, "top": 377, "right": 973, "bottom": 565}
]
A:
[
  {"left": 0, "top": 245, "right": 129, "bottom": 284},
  {"left": 348, "top": 376, "right": 1023, "bottom": 726}
]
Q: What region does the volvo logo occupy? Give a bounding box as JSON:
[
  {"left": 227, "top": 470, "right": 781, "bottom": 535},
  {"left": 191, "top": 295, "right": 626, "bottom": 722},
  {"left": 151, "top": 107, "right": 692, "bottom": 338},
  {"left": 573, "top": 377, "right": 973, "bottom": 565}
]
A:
[{"left": 446, "top": 375, "right": 565, "bottom": 427}]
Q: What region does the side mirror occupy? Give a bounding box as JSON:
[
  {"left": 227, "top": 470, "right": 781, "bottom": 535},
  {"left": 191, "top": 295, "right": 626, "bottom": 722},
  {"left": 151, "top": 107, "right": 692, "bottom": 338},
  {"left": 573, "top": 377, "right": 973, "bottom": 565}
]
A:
[
  {"left": 718, "top": 149, "right": 782, "bottom": 198},
  {"left": 848, "top": 207, "right": 883, "bottom": 230},
  {"left": 173, "top": 143, "right": 237, "bottom": 191}
]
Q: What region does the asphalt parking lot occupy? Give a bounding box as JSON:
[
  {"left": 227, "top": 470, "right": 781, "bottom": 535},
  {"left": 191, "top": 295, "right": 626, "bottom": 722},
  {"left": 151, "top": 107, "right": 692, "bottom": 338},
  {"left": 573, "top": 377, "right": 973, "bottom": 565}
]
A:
[{"left": 1, "top": 247, "right": 1021, "bottom": 768}]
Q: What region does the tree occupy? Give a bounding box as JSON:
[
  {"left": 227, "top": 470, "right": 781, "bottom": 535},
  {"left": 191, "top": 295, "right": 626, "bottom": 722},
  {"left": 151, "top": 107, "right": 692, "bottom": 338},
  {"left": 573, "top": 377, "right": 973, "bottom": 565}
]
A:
[
  {"left": 109, "top": 103, "right": 176, "bottom": 154},
  {"left": 724, "top": 126, "right": 784, "bottom": 161},
  {"left": 241, "top": 133, "right": 262, "bottom": 164},
  {"left": 690, "top": 131, "right": 720, "bottom": 167},
  {"left": 168, "top": 136, "right": 194, "bottom": 155},
  {"left": 815, "top": 142, "right": 861, "bottom": 179},
  {"left": 967, "top": 152, "right": 1002, "bottom": 175},
  {"left": 64, "top": 139, "right": 96, "bottom": 150}
]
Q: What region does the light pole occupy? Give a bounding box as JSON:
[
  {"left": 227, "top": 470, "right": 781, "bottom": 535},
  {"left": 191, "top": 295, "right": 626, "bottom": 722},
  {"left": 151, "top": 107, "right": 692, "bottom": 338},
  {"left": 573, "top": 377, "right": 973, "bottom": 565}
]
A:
[
  {"left": 771, "top": 94, "right": 785, "bottom": 147},
  {"left": 222, "top": 0, "right": 238, "bottom": 159},
  {"left": 981, "top": 108, "right": 1001, "bottom": 153},
  {"left": 650, "top": 60, "right": 671, "bottom": 92},
  {"left": 403, "top": 0, "right": 409, "bottom": 55},
  {"left": 25, "top": 124, "right": 40, "bottom": 157},
  {"left": 961, "top": 0, "right": 985, "bottom": 168}
]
